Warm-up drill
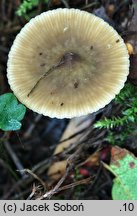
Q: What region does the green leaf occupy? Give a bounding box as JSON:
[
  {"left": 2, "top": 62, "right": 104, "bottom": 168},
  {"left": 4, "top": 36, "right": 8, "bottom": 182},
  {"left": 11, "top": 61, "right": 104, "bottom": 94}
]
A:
[
  {"left": 109, "top": 146, "right": 137, "bottom": 200},
  {"left": 0, "top": 93, "right": 26, "bottom": 131}
]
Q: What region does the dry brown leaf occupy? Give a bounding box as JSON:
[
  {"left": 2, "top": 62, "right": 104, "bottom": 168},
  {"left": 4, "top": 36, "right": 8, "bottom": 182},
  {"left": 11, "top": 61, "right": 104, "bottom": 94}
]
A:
[
  {"left": 48, "top": 160, "right": 67, "bottom": 181},
  {"left": 54, "top": 116, "right": 92, "bottom": 154},
  {"left": 48, "top": 116, "right": 93, "bottom": 181}
]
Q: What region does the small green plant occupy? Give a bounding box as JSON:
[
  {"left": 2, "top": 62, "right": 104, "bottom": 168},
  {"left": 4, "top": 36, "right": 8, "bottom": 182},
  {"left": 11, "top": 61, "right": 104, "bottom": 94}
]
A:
[
  {"left": 16, "top": 0, "right": 49, "bottom": 20},
  {"left": 94, "top": 83, "right": 137, "bottom": 145},
  {"left": 0, "top": 93, "right": 26, "bottom": 131}
]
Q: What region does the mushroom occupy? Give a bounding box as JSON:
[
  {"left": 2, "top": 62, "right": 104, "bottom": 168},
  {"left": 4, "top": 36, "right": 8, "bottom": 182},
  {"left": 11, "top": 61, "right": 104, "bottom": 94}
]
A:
[{"left": 7, "top": 8, "right": 129, "bottom": 119}]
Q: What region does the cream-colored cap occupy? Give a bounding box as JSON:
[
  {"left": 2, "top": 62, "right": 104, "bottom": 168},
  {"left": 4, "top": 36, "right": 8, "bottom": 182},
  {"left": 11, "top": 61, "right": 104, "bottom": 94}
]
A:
[{"left": 7, "top": 8, "right": 129, "bottom": 118}]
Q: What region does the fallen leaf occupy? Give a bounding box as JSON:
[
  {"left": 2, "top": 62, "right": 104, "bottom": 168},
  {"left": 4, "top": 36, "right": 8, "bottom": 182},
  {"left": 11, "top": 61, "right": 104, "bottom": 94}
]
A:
[
  {"left": 54, "top": 116, "right": 92, "bottom": 154},
  {"left": 109, "top": 146, "right": 137, "bottom": 200},
  {"left": 48, "top": 116, "right": 93, "bottom": 181},
  {"left": 46, "top": 160, "right": 67, "bottom": 181}
]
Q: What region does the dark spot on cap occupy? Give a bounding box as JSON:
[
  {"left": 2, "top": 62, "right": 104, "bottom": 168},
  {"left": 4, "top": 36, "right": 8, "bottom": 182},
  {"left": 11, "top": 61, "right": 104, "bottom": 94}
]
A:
[
  {"left": 116, "top": 39, "right": 120, "bottom": 43},
  {"left": 60, "top": 103, "right": 64, "bottom": 106},
  {"left": 90, "top": 45, "right": 93, "bottom": 50},
  {"left": 129, "top": 161, "right": 135, "bottom": 168},
  {"left": 74, "top": 82, "right": 79, "bottom": 89},
  {"left": 40, "top": 63, "right": 46, "bottom": 67},
  {"left": 39, "top": 52, "right": 43, "bottom": 55},
  {"left": 59, "top": 52, "right": 81, "bottom": 67},
  {"left": 50, "top": 91, "right": 55, "bottom": 95}
]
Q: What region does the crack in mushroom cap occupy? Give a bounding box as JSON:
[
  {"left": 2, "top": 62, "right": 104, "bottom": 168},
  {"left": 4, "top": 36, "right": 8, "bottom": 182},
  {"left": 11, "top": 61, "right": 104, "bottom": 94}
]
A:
[{"left": 7, "top": 8, "right": 129, "bottom": 119}]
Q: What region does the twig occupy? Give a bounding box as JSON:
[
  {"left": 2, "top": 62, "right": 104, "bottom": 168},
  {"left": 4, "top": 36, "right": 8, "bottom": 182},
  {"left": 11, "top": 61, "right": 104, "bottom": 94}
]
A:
[
  {"left": 38, "top": 176, "right": 92, "bottom": 200},
  {"left": 61, "top": 0, "right": 70, "bottom": 8},
  {"left": 26, "top": 183, "right": 37, "bottom": 200},
  {"left": 26, "top": 183, "right": 44, "bottom": 200},
  {"left": 37, "top": 0, "right": 43, "bottom": 15},
  {"left": 39, "top": 146, "right": 83, "bottom": 199},
  {"left": 80, "top": 2, "right": 99, "bottom": 10},
  {"left": 47, "top": 161, "right": 74, "bottom": 199},
  {"left": 27, "top": 66, "right": 55, "bottom": 97},
  {"left": 57, "top": 176, "right": 92, "bottom": 192},
  {"left": 47, "top": 0, "right": 53, "bottom": 8},
  {"left": 1, "top": 0, "right": 6, "bottom": 21},
  {"left": 4, "top": 141, "right": 27, "bottom": 179},
  {"left": 85, "top": 0, "right": 88, "bottom": 5},
  {"left": 18, "top": 168, "right": 49, "bottom": 191},
  {"left": 27, "top": 56, "right": 66, "bottom": 97}
]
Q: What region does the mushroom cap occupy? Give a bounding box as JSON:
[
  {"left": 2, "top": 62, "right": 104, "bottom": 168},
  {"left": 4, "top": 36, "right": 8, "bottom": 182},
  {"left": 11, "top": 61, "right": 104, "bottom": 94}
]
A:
[{"left": 7, "top": 8, "right": 129, "bottom": 119}]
